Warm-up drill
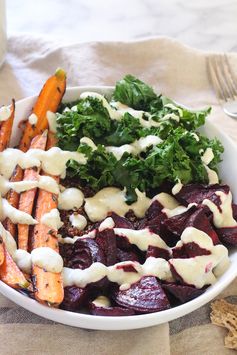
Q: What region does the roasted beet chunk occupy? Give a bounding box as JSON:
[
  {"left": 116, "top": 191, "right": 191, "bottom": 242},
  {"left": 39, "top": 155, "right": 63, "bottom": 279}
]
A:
[
  {"left": 116, "top": 248, "right": 140, "bottom": 262},
  {"left": 172, "top": 245, "right": 188, "bottom": 259},
  {"left": 160, "top": 206, "right": 196, "bottom": 247},
  {"left": 216, "top": 226, "right": 237, "bottom": 246},
  {"left": 146, "top": 200, "right": 163, "bottom": 219},
  {"left": 114, "top": 276, "right": 170, "bottom": 313},
  {"left": 60, "top": 286, "right": 89, "bottom": 311},
  {"left": 146, "top": 246, "right": 170, "bottom": 260},
  {"left": 109, "top": 212, "right": 134, "bottom": 229},
  {"left": 185, "top": 207, "right": 220, "bottom": 245},
  {"left": 96, "top": 229, "right": 117, "bottom": 266},
  {"left": 184, "top": 242, "right": 211, "bottom": 258},
  {"left": 64, "top": 239, "right": 105, "bottom": 269},
  {"left": 162, "top": 283, "right": 205, "bottom": 303},
  {"left": 175, "top": 183, "right": 229, "bottom": 206},
  {"left": 89, "top": 303, "right": 135, "bottom": 316},
  {"left": 139, "top": 214, "right": 166, "bottom": 235}
]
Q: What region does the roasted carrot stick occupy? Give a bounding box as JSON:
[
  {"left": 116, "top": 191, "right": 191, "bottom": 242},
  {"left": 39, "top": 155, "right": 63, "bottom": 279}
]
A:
[
  {"left": 0, "top": 100, "right": 15, "bottom": 152},
  {"left": 19, "top": 68, "right": 66, "bottom": 152},
  {"left": 31, "top": 131, "right": 64, "bottom": 306},
  {"left": 4, "top": 69, "right": 66, "bottom": 240},
  {"left": 32, "top": 174, "right": 63, "bottom": 305},
  {"left": 17, "top": 132, "right": 48, "bottom": 251},
  {"left": 0, "top": 244, "right": 29, "bottom": 289},
  {"left": 0, "top": 238, "right": 4, "bottom": 266}
]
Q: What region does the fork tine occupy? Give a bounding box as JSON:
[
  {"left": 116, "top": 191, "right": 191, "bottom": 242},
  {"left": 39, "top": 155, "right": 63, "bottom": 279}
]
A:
[
  {"left": 223, "top": 54, "right": 237, "bottom": 97},
  {"left": 213, "top": 56, "right": 234, "bottom": 101},
  {"left": 206, "top": 57, "right": 226, "bottom": 103},
  {"left": 217, "top": 55, "right": 236, "bottom": 100}
]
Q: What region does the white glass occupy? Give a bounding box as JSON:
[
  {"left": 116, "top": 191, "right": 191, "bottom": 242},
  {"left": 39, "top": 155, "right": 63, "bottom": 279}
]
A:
[{"left": 0, "top": 0, "right": 6, "bottom": 67}]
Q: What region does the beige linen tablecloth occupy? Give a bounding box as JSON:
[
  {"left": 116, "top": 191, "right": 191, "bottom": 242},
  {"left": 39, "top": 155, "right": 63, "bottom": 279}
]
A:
[{"left": 0, "top": 36, "right": 236, "bottom": 355}]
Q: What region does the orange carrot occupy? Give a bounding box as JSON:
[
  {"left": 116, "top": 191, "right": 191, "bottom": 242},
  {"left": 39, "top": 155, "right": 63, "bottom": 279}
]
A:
[
  {"left": 19, "top": 68, "right": 66, "bottom": 152},
  {"left": 17, "top": 132, "right": 48, "bottom": 251},
  {"left": 0, "top": 238, "right": 4, "bottom": 266},
  {"left": 0, "top": 244, "right": 29, "bottom": 289},
  {"left": 32, "top": 174, "right": 64, "bottom": 306},
  {"left": 0, "top": 100, "right": 15, "bottom": 152},
  {"left": 4, "top": 69, "right": 66, "bottom": 240},
  {"left": 31, "top": 131, "right": 64, "bottom": 306}
]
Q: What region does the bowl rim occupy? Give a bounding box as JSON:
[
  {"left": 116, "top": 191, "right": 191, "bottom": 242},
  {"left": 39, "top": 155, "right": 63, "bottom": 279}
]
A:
[{"left": 1, "top": 85, "right": 236, "bottom": 330}]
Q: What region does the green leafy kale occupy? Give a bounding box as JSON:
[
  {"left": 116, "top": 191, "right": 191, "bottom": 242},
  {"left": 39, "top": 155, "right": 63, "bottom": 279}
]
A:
[
  {"left": 113, "top": 74, "right": 157, "bottom": 110},
  {"left": 56, "top": 75, "right": 223, "bottom": 202}
]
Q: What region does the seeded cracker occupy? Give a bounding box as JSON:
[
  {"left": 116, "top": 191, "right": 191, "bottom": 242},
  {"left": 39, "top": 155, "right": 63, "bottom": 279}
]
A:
[{"left": 210, "top": 299, "right": 237, "bottom": 350}]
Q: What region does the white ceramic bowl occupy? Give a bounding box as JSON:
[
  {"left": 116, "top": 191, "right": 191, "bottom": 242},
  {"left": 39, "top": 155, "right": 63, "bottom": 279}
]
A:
[{"left": 1, "top": 86, "right": 236, "bottom": 330}]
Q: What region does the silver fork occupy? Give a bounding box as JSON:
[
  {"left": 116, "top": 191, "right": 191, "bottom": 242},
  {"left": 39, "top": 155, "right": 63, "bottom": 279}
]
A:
[{"left": 206, "top": 54, "right": 237, "bottom": 118}]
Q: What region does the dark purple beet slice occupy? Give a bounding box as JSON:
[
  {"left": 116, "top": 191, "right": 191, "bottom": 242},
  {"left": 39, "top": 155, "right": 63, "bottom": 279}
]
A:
[
  {"left": 146, "top": 200, "right": 163, "bottom": 219},
  {"left": 116, "top": 263, "right": 138, "bottom": 273},
  {"left": 139, "top": 214, "right": 166, "bottom": 235},
  {"left": 60, "top": 286, "right": 89, "bottom": 311},
  {"left": 89, "top": 303, "right": 135, "bottom": 316},
  {"left": 184, "top": 242, "right": 211, "bottom": 258},
  {"left": 162, "top": 283, "right": 205, "bottom": 303},
  {"left": 146, "top": 245, "right": 170, "bottom": 260},
  {"left": 184, "top": 207, "right": 220, "bottom": 245},
  {"left": 175, "top": 183, "right": 229, "bottom": 207},
  {"left": 116, "top": 248, "right": 140, "bottom": 262},
  {"left": 216, "top": 226, "right": 237, "bottom": 246},
  {"left": 96, "top": 229, "right": 117, "bottom": 266},
  {"left": 114, "top": 276, "right": 170, "bottom": 313},
  {"left": 232, "top": 204, "right": 237, "bottom": 221},
  {"left": 172, "top": 245, "right": 188, "bottom": 258},
  {"left": 109, "top": 212, "right": 134, "bottom": 229},
  {"left": 160, "top": 205, "right": 197, "bottom": 247},
  {"left": 65, "top": 238, "right": 105, "bottom": 269}
]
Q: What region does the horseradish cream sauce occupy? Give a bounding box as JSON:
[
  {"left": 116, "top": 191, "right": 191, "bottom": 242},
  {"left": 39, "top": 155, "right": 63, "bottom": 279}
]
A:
[
  {"left": 0, "top": 147, "right": 87, "bottom": 179},
  {"left": 58, "top": 188, "right": 84, "bottom": 210},
  {"left": 41, "top": 208, "right": 63, "bottom": 230},
  {"left": 69, "top": 213, "right": 87, "bottom": 230},
  {"left": 203, "top": 191, "right": 237, "bottom": 228},
  {"left": 0, "top": 106, "right": 11, "bottom": 121}
]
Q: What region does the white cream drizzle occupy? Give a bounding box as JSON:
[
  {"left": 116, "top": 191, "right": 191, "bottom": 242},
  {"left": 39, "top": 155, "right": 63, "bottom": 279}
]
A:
[
  {"left": 113, "top": 228, "right": 169, "bottom": 252},
  {"left": 28, "top": 113, "right": 38, "bottom": 125},
  {"left": 41, "top": 208, "right": 63, "bottom": 230},
  {"left": 31, "top": 247, "right": 63, "bottom": 273},
  {"left": 190, "top": 132, "right": 200, "bottom": 142},
  {"left": 0, "top": 147, "right": 87, "bottom": 179},
  {"left": 201, "top": 148, "right": 214, "bottom": 165},
  {"left": 172, "top": 179, "right": 183, "bottom": 195},
  {"left": 80, "top": 137, "right": 97, "bottom": 151},
  {"left": 0, "top": 175, "right": 59, "bottom": 196},
  {"left": 84, "top": 187, "right": 151, "bottom": 222},
  {"left": 92, "top": 295, "right": 111, "bottom": 308},
  {"left": 62, "top": 227, "right": 230, "bottom": 290},
  {"left": 80, "top": 92, "right": 179, "bottom": 129},
  {"left": 106, "top": 135, "right": 162, "bottom": 160},
  {"left": 69, "top": 213, "right": 87, "bottom": 230},
  {"left": 0, "top": 106, "right": 11, "bottom": 121},
  {"left": 162, "top": 203, "right": 197, "bottom": 218},
  {"left": 0, "top": 197, "right": 37, "bottom": 225},
  {"left": 62, "top": 257, "right": 173, "bottom": 290},
  {"left": 153, "top": 192, "right": 179, "bottom": 210},
  {"left": 0, "top": 221, "right": 63, "bottom": 274},
  {"left": 46, "top": 111, "right": 57, "bottom": 133},
  {"left": 58, "top": 230, "right": 96, "bottom": 245},
  {"left": 203, "top": 191, "right": 237, "bottom": 228},
  {"left": 58, "top": 187, "right": 84, "bottom": 210},
  {"left": 98, "top": 217, "right": 115, "bottom": 232},
  {"left": 204, "top": 165, "right": 219, "bottom": 184}
]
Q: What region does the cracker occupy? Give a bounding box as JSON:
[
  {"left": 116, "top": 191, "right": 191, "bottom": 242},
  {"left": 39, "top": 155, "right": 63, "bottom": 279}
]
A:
[{"left": 210, "top": 299, "right": 237, "bottom": 349}]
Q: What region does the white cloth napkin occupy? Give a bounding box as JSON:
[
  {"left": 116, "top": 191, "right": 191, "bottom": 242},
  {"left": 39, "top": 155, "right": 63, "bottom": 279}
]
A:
[{"left": 0, "top": 35, "right": 236, "bottom": 355}]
